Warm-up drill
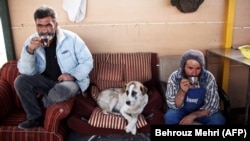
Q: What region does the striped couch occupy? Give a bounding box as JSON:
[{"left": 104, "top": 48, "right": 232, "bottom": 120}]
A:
[
  {"left": 0, "top": 60, "right": 75, "bottom": 141},
  {"left": 67, "top": 52, "right": 165, "bottom": 135}
]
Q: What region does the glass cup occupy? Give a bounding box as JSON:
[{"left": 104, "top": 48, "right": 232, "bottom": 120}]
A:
[
  {"left": 40, "top": 33, "right": 53, "bottom": 47},
  {"left": 188, "top": 76, "right": 199, "bottom": 88}
]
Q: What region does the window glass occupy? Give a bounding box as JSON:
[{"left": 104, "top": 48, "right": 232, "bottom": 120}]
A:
[{"left": 0, "top": 18, "right": 7, "bottom": 68}]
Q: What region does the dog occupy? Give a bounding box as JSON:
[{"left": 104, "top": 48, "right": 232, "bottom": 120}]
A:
[{"left": 96, "top": 81, "right": 149, "bottom": 135}]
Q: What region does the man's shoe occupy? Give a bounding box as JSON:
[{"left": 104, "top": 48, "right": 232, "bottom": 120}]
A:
[{"left": 18, "top": 116, "right": 43, "bottom": 129}]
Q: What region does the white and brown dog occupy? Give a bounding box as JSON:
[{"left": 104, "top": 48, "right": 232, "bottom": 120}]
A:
[{"left": 96, "top": 81, "right": 149, "bottom": 135}]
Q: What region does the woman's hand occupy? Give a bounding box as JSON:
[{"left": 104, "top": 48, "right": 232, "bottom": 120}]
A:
[{"left": 180, "top": 78, "right": 190, "bottom": 93}]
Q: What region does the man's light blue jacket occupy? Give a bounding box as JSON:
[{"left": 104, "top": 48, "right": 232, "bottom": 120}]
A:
[{"left": 17, "top": 27, "right": 93, "bottom": 92}]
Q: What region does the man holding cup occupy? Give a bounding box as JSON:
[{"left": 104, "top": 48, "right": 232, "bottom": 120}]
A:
[
  {"left": 14, "top": 5, "right": 93, "bottom": 129},
  {"left": 164, "top": 49, "right": 225, "bottom": 125}
]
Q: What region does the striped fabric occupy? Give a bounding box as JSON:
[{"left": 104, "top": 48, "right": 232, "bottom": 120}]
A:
[
  {"left": 97, "top": 63, "right": 124, "bottom": 81},
  {"left": 0, "top": 79, "right": 13, "bottom": 122},
  {"left": 0, "top": 126, "right": 66, "bottom": 141},
  {"left": 0, "top": 60, "right": 74, "bottom": 141},
  {"left": 88, "top": 107, "right": 147, "bottom": 130},
  {"left": 90, "top": 52, "right": 152, "bottom": 96},
  {"left": 88, "top": 53, "right": 152, "bottom": 130},
  {"left": 0, "top": 60, "right": 22, "bottom": 108},
  {"left": 0, "top": 107, "right": 68, "bottom": 141}
]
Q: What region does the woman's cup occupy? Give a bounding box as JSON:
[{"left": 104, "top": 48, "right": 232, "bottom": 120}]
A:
[{"left": 188, "top": 76, "right": 199, "bottom": 88}]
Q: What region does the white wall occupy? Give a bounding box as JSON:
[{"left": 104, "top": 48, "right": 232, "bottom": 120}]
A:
[
  {"left": 7, "top": 0, "right": 250, "bottom": 108},
  {"left": 9, "top": 0, "right": 247, "bottom": 59}
]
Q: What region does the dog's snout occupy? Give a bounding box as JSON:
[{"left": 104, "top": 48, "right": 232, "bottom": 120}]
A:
[{"left": 126, "top": 101, "right": 131, "bottom": 105}]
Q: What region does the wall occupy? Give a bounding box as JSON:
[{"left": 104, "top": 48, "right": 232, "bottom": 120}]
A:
[
  {"left": 7, "top": 0, "right": 250, "bottom": 108},
  {"left": 8, "top": 0, "right": 250, "bottom": 57},
  {"left": 7, "top": 0, "right": 229, "bottom": 58}
]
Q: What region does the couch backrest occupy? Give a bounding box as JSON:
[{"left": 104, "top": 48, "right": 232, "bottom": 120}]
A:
[
  {"left": 0, "top": 53, "right": 159, "bottom": 108},
  {"left": 159, "top": 55, "right": 182, "bottom": 82},
  {"left": 0, "top": 60, "right": 22, "bottom": 108},
  {"left": 90, "top": 52, "right": 158, "bottom": 91}
]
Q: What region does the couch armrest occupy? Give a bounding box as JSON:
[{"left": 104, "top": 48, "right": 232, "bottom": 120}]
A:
[
  {"left": 159, "top": 81, "right": 167, "bottom": 96},
  {"left": 44, "top": 97, "right": 75, "bottom": 131},
  {"left": 0, "top": 79, "right": 14, "bottom": 123},
  {"left": 143, "top": 87, "right": 165, "bottom": 116},
  {"left": 71, "top": 94, "right": 97, "bottom": 119}
]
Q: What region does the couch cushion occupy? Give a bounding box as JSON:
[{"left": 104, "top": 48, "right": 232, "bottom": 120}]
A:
[
  {"left": 90, "top": 53, "right": 153, "bottom": 89},
  {"left": 97, "top": 63, "right": 124, "bottom": 81},
  {"left": 123, "top": 53, "right": 152, "bottom": 82},
  {"left": 88, "top": 107, "right": 147, "bottom": 130}
]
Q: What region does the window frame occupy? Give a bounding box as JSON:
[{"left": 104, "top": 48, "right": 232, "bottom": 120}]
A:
[{"left": 0, "top": 0, "right": 16, "bottom": 61}]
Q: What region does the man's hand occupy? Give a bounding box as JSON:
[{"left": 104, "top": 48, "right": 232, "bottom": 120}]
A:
[
  {"left": 58, "top": 73, "right": 76, "bottom": 81},
  {"left": 179, "top": 114, "right": 196, "bottom": 125},
  {"left": 175, "top": 78, "right": 191, "bottom": 107},
  {"left": 179, "top": 109, "right": 210, "bottom": 125},
  {"left": 27, "top": 37, "right": 42, "bottom": 54},
  {"left": 180, "top": 78, "right": 190, "bottom": 93}
]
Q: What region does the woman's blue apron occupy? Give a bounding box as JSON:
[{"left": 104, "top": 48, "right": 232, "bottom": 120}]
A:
[
  {"left": 177, "top": 70, "right": 208, "bottom": 113},
  {"left": 182, "top": 87, "right": 206, "bottom": 113}
]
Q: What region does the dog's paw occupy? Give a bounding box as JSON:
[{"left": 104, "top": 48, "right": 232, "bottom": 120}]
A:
[
  {"left": 125, "top": 126, "right": 137, "bottom": 135},
  {"left": 102, "top": 110, "right": 109, "bottom": 114},
  {"left": 131, "top": 127, "right": 137, "bottom": 135},
  {"left": 125, "top": 126, "right": 131, "bottom": 133},
  {"left": 125, "top": 124, "right": 135, "bottom": 134},
  {"left": 112, "top": 112, "right": 121, "bottom": 115}
]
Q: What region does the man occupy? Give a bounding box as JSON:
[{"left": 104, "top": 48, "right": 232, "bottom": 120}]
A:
[
  {"left": 164, "top": 49, "right": 225, "bottom": 125},
  {"left": 14, "top": 5, "right": 93, "bottom": 129}
]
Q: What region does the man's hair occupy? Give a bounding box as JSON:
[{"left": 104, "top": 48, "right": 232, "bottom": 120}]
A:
[{"left": 34, "top": 5, "right": 57, "bottom": 22}]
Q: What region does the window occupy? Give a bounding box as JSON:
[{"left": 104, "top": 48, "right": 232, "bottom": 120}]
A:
[
  {"left": 0, "top": 0, "right": 16, "bottom": 68},
  {"left": 0, "top": 18, "right": 7, "bottom": 67}
]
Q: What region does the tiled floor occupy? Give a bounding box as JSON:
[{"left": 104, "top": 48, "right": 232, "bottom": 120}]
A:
[{"left": 67, "top": 108, "right": 249, "bottom": 141}]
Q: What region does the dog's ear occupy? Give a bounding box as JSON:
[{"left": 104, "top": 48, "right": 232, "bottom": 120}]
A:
[{"left": 141, "top": 86, "right": 148, "bottom": 94}]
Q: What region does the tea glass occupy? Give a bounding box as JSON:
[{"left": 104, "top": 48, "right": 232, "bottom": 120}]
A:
[
  {"left": 40, "top": 33, "right": 53, "bottom": 47},
  {"left": 188, "top": 76, "right": 199, "bottom": 88}
]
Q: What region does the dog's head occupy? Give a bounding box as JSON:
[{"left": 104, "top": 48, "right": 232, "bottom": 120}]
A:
[{"left": 123, "top": 81, "right": 148, "bottom": 106}]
